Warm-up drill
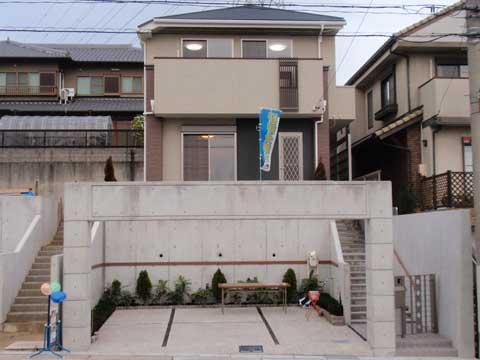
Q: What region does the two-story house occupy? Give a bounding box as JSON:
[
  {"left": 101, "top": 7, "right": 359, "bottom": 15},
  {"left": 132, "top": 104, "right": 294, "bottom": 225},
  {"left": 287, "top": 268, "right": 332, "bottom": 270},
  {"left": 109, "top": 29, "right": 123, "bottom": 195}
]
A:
[
  {"left": 0, "top": 40, "right": 143, "bottom": 129},
  {"left": 138, "top": 5, "right": 355, "bottom": 181},
  {"left": 341, "top": 1, "right": 471, "bottom": 210}
]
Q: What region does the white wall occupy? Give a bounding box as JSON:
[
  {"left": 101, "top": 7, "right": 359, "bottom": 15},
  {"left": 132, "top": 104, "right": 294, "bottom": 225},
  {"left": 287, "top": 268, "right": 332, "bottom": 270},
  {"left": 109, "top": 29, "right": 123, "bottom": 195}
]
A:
[
  {"left": 393, "top": 210, "right": 474, "bottom": 358},
  {"left": 0, "top": 196, "right": 58, "bottom": 323}
]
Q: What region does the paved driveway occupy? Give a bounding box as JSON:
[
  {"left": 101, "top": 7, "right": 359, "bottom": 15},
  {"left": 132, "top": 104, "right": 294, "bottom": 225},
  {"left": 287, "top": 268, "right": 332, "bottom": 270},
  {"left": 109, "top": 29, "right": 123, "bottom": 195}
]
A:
[{"left": 88, "top": 307, "right": 372, "bottom": 357}]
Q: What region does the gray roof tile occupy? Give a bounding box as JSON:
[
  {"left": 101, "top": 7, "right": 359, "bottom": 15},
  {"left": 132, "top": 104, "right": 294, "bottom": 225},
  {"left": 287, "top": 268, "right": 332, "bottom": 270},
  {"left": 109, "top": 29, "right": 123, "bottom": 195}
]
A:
[
  {"left": 0, "top": 41, "right": 143, "bottom": 63},
  {"left": 156, "top": 5, "right": 344, "bottom": 22}
]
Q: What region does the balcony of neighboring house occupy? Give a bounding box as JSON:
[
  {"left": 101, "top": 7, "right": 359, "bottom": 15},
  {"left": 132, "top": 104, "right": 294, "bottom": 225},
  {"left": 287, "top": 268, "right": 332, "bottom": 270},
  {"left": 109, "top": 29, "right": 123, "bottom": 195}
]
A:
[
  {"left": 153, "top": 57, "right": 323, "bottom": 116},
  {"left": 419, "top": 77, "right": 470, "bottom": 121},
  {"left": 420, "top": 171, "right": 473, "bottom": 211},
  {"left": 0, "top": 72, "right": 58, "bottom": 97}
]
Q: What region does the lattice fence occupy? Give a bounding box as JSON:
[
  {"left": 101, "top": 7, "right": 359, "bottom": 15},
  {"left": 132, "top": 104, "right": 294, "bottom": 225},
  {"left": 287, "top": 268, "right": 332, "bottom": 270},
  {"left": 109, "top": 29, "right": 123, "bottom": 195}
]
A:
[{"left": 420, "top": 171, "right": 474, "bottom": 210}]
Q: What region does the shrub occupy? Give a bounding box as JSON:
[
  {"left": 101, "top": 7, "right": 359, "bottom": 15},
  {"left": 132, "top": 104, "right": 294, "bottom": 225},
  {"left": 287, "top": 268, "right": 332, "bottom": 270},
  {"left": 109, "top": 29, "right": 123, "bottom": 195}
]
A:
[
  {"left": 170, "top": 275, "right": 191, "bottom": 304},
  {"left": 91, "top": 292, "right": 115, "bottom": 334},
  {"left": 396, "top": 186, "right": 417, "bottom": 214},
  {"left": 318, "top": 293, "right": 344, "bottom": 316},
  {"left": 104, "top": 156, "right": 117, "bottom": 182},
  {"left": 191, "top": 287, "right": 214, "bottom": 305},
  {"left": 136, "top": 270, "right": 152, "bottom": 304},
  {"left": 313, "top": 158, "right": 327, "bottom": 180},
  {"left": 299, "top": 270, "right": 321, "bottom": 294},
  {"left": 211, "top": 269, "right": 227, "bottom": 303},
  {"left": 282, "top": 268, "right": 297, "bottom": 303}
]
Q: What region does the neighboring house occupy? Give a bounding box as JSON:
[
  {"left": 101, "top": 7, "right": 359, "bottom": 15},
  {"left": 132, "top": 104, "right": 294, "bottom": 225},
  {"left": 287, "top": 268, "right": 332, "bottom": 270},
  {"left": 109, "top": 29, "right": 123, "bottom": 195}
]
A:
[
  {"left": 337, "top": 1, "right": 471, "bottom": 210},
  {"left": 0, "top": 40, "right": 144, "bottom": 128},
  {"left": 0, "top": 40, "right": 145, "bottom": 194},
  {"left": 137, "top": 5, "right": 355, "bottom": 181}
]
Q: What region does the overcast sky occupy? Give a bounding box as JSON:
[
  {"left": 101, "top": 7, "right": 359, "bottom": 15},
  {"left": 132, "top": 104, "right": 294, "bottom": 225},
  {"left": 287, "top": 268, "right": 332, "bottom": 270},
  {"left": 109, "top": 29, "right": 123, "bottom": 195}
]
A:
[{"left": 0, "top": 0, "right": 458, "bottom": 84}]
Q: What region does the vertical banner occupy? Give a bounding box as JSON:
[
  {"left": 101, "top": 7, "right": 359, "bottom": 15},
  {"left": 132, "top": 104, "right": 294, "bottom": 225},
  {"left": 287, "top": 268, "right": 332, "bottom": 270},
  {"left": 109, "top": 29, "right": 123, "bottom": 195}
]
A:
[{"left": 259, "top": 108, "right": 282, "bottom": 173}]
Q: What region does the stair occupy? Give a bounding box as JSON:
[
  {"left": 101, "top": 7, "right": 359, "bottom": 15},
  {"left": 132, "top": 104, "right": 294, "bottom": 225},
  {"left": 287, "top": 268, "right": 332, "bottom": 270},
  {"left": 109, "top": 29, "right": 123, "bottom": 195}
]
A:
[
  {"left": 2, "top": 222, "right": 64, "bottom": 334},
  {"left": 336, "top": 220, "right": 367, "bottom": 327},
  {"left": 396, "top": 334, "right": 458, "bottom": 357}
]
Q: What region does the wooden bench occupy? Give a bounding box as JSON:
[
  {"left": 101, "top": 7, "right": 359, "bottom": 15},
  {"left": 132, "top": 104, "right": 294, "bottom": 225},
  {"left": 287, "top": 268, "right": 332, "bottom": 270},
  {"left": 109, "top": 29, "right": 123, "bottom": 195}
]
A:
[{"left": 218, "top": 282, "right": 290, "bottom": 314}]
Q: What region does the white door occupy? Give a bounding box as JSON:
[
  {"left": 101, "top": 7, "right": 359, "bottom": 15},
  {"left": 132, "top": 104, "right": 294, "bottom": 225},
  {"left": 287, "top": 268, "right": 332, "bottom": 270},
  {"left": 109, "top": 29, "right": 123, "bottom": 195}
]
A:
[{"left": 279, "top": 132, "right": 303, "bottom": 180}]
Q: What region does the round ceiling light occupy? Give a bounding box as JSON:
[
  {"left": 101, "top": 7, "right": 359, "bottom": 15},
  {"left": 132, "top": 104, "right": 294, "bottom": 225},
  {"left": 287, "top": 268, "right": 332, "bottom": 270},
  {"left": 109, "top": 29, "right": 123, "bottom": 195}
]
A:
[
  {"left": 269, "top": 43, "right": 287, "bottom": 52},
  {"left": 185, "top": 42, "right": 204, "bottom": 51}
]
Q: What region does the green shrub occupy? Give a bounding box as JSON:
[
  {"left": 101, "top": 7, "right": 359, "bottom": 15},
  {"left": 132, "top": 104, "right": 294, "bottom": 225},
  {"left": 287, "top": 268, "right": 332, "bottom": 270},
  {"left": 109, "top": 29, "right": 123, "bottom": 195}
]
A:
[
  {"left": 211, "top": 269, "right": 227, "bottom": 303},
  {"left": 299, "top": 270, "right": 321, "bottom": 294},
  {"left": 169, "top": 275, "right": 191, "bottom": 304},
  {"left": 136, "top": 270, "right": 152, "bottom": 304},
  {"left": 91, "top": 292, "right": 115, "bottom": 334},
  {"left": 191, "top": 287, "right": 214, "bottom": 305},
  {"left": 318, "top": 293, "right": 344, "bottom": 316},
  {"left": 396, "top": 186, "right": 417, "bottom": 214},
  {"left": 282, "top": 268, "right": 297, "bottom": 303}
]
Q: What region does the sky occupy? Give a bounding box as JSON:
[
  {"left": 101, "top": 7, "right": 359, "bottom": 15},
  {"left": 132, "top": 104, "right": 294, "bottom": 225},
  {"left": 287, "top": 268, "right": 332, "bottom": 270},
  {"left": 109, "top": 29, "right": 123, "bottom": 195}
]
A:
[{"left": 0, "top": 0, "right": 459, "bottom": 84}]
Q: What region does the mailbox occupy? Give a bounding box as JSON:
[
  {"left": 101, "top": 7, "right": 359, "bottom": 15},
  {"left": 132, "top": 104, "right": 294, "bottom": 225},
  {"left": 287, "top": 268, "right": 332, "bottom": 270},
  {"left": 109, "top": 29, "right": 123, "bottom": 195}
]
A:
[{"left": 395, "top": 285, "right": 406, "bottom": 308}]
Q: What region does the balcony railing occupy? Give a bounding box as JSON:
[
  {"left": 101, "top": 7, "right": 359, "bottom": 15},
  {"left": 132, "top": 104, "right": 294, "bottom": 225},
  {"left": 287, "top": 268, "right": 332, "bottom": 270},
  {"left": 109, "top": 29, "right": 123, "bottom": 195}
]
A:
[
  {"left": 0, "top": 86, "right": 57, "bottom": 96},
  {"left": 0, "top": 129, "right": 144, "bottom": 148},
  {"left": 420, "top": 171, "right": 474, "bottom": 210}
]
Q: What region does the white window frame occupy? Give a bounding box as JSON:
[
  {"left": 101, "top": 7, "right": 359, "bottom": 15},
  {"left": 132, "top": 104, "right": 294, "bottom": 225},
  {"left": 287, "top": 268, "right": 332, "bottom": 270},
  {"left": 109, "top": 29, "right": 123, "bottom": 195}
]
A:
[
  {"left": 180, "top": 38, "right": 234, "bottom": 58},
  {"left": 181, "top": 131, "right": 237, "bottom": 181},
  {"left": 278, "top": 132, "right": 303, "bottom": 181},
  {"left": 240, "top": 39, "right": 294, "bottom": 58}
]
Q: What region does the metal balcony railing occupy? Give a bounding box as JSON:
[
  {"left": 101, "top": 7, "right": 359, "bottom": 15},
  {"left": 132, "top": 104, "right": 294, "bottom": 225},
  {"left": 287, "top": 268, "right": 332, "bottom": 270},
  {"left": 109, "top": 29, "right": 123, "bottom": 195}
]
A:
[
  {"left": 0, "top": 85, "right": 57, "bottom": 96},
  {"left": 0, "top": 129, "right": 144, "bottom": 148},
  {"left": 420, "top": 171, "right": 474, "bottom": 210}
]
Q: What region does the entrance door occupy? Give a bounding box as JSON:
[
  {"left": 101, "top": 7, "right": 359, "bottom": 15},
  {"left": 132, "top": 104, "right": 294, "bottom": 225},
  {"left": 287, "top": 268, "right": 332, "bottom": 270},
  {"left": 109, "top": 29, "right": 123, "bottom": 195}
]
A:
[{"left": 279, "top": 132, "right": 303, "bottom": 180}]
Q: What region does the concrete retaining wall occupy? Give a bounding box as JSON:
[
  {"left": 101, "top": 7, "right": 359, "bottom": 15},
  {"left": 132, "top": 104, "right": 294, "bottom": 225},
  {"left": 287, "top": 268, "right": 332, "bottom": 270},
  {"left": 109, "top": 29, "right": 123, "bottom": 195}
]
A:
[
  {"left": 63, "top": 181, "right": 395, "bottom": 355},
  {"left": 0, "top": 148, "right": 144, "bottom": 198},
  {"left": 393, "top": 210, "right": 474, "bottom": 358}
]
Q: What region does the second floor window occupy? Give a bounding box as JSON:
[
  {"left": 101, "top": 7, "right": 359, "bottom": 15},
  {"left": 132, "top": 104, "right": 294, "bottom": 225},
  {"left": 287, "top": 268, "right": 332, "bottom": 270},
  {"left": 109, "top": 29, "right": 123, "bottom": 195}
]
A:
[
  {"left": 0, "top": 72, "right": 56, "bottom": 95},
  {"left": 77, "top": 76, "right": 103, "bottom": 96},
  {"left": 182, "top": 39, "right": 233, "bottom": 58},
  {"left": 242, "top": 40, "right": 292, "bottom": 59},
  {"left": 436, "top": 63, "right": 469, "bottom": 78},
  {"left": 121, "top": 77, "right": 142, "bottom": 94},
  {"left": 367, "top": 90, "right": 373, "bottom": 129},
  {"left": 381, "top": 73, "right": 395, "bottom": 108}
]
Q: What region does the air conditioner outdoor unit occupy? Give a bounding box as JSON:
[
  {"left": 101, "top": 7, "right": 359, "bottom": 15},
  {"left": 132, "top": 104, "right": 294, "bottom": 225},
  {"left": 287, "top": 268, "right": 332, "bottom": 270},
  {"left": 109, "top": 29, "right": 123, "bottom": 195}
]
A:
[{"left": 60, "top": 88, "right": 75, "bottom": 103}]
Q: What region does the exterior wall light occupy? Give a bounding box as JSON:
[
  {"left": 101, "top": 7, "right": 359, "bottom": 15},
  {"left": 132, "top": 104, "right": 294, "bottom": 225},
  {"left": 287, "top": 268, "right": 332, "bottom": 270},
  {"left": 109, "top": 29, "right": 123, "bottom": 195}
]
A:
[
  {"left": 185, "top": 43, "right": 204, "bottom": 51},
  {"left": 269, "top": 43, "right": 287, "bottom": 52}
]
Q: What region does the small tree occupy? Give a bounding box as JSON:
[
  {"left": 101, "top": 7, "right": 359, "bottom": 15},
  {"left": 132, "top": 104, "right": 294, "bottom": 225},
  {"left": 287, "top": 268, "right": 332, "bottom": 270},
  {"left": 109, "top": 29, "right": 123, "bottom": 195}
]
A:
[
  {"left": 104, "top": 156, "right": 117, "bottom": 182},
  {"left": 136, "top": 270, "right": 152, "bottom": 304},
  {"left": 282, "top": 268, "right": 297, "bottom": 303},
  {"left": 132, "top": 115, "right": 144, "bottom": 146},
  {"left": 211, "top": 268, "right": 227, "bottom": 303},
  {"left": 313, "top": 158, "right": 327, "bottom": 180}
]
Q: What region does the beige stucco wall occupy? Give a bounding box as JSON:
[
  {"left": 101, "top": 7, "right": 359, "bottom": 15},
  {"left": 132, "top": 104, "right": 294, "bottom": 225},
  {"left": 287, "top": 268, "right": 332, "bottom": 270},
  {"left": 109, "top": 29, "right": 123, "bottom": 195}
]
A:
[
  {"left": 0, "top": 63, "right": 60, "bottom": 73},
  {"left": 162, "top": 118, "right": 236, "bottom": 181},
  {"left": 153, "top": 58, "right": 323, "bottom": 116},
  {"left": 434, "top": 126, "right": 471, "bottom": 175},
  {"left": 144, "top": 33, "right": 322, "bottom": 64}
]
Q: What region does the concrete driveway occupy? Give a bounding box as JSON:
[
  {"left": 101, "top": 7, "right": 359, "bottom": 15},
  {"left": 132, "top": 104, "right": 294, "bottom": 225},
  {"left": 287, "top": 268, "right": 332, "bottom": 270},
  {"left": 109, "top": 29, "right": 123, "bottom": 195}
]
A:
[{"left": 88, "top": 307, "right": 372, "bottom": 357}]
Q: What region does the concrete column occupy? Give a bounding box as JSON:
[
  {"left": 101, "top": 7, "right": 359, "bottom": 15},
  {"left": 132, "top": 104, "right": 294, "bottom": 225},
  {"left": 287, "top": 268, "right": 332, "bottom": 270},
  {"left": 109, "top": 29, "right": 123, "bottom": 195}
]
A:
[
  {"left": 365, "top": 182, "right": 395, "bottom": 356},
  {"left": 62, "top": 183, "right": 92, "bottom": 351}
]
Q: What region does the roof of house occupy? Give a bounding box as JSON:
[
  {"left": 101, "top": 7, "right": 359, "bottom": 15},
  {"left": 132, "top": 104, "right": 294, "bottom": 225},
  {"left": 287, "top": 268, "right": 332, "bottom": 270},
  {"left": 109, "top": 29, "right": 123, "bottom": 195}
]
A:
[
  {"left": 0, "top": 40, "right": 143, "bottom": 63},
  {"left": 0, "top": 40, "right": 68, "bottom": 59},
  {"left": 0, "top": 98, "right": 143, "bottom": 113},
  {"left": 345, "top": 0, "right": 465, "bottom": 86},
  {"left": 153, "top": 5, "right": 344, "bottom": 22}
]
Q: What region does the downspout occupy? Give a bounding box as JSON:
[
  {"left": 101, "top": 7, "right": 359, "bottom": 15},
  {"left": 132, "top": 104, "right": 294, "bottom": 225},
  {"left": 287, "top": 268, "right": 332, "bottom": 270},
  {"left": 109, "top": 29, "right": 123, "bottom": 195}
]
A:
[
  {"left": 314, "top": 118, "right": 324, "bottom": 169},
  {"left": 431, "top": 123, "right": 441, "bottom": 176}
]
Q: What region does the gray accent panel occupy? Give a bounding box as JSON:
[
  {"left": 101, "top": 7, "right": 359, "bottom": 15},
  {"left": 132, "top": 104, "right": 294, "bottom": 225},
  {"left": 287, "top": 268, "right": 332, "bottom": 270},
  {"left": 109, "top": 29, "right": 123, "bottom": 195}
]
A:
[{"left": 236, "top": 118, "right": 314, "bottom": 180}]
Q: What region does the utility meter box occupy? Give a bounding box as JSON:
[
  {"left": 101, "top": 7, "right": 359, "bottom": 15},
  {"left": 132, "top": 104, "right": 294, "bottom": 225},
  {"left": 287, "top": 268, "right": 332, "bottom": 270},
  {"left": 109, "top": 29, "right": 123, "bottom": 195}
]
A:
[{"left": 395, "top": 285, "right": 406, "bottom": 308}]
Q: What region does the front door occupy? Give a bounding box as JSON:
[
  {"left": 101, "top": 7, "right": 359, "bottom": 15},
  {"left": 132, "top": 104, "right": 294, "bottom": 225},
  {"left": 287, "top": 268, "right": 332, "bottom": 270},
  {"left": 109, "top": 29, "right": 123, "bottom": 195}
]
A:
[{"left": 279, "top": 132, "right": 303, "bottom": 181}]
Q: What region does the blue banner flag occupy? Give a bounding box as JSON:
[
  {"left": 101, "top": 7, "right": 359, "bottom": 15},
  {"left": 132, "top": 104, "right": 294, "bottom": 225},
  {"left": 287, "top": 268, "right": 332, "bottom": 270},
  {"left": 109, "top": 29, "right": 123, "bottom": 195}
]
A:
[{"left": 259, "top": 108, "right": 282, "bottom": 172}]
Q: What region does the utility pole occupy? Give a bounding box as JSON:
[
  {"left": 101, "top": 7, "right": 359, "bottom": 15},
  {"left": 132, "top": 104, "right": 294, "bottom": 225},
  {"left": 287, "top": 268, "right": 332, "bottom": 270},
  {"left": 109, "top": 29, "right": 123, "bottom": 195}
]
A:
[
  {"left": 467, "top": 0, "right": 480, "bottom": 356},
  {"left": 467, "top": 0, "right": 480, "bottom": 254}
]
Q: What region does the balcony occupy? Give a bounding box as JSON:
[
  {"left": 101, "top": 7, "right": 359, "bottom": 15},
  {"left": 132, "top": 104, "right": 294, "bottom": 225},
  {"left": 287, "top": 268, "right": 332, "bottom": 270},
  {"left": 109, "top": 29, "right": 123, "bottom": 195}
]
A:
[
  {"left": 419, "top": 78, "right": 470, "bottom": 121},
  {"left": 153, "top": 58, "right": 323, "bottom": 116},
  {"left": 0, "top": 85, "right": 57, "bottom": 96}
]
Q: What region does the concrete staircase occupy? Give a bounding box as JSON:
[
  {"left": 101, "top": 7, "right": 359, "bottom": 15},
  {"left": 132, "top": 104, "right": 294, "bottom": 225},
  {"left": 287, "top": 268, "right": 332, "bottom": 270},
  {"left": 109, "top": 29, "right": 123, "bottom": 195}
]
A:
[
  {"left": 336, "top": 220, "right": 366, "bottom": 327},
  {"left": 396, "top": 334, "right": 458, "bottom": 357},
  {"left": 2, "top": 223, "right": 63, "bottom": 333}
]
